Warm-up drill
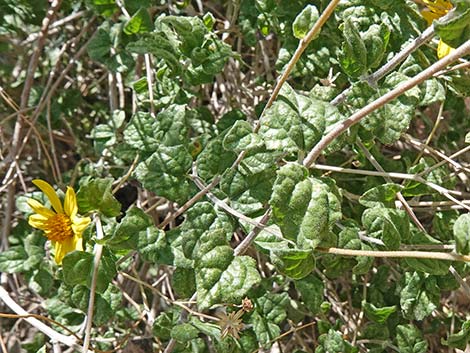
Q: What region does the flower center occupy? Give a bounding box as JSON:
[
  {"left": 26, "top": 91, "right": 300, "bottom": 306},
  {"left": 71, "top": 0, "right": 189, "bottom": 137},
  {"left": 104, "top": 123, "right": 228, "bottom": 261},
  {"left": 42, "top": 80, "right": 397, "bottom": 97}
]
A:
[{"left": 45, "top": 214, "right": 74, "bottom": 242}]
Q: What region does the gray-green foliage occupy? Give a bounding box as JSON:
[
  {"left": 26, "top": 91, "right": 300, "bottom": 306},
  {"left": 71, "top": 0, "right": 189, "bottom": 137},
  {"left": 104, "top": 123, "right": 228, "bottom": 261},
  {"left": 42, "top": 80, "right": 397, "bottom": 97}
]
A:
[{"left": 6, "top": 0, "right": 470, "bottom": 351}]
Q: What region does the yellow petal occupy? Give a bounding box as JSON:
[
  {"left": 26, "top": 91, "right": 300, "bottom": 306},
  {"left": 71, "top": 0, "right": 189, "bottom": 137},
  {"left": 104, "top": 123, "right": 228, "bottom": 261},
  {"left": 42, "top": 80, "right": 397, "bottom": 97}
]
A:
[
  {"left": 421, "top": 9, "right": 441, "bottom": 25},
  {"left": 53, "top": 235, "right": 83, "bottom": 265},
  {"left": 32, "top": 179, "right": 64, "bottom": 214},
  {"left": 437, "top": 39, "right": 454, "bottom": 59},
  {"left": 27, "top": 198, "right": 56, "bottom": 218},
  {"left": 64, "top": 186, "right": 78, "bottom": 218},
  {"left": 28, "top": 214, "right": 50, "bottom": 230},
  {"left": 71, "top": 216, "right": 91, "bottom": 235}
]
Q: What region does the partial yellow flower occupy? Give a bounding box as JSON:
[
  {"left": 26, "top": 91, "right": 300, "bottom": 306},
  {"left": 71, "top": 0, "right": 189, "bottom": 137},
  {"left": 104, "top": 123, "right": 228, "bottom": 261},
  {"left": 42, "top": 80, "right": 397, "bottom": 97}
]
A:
[
  {"left": 421, "top": 0, "right": 455, "bottom": 59},
  {"left": 27, "top": 179, "right": 91, "bottom": 265}
]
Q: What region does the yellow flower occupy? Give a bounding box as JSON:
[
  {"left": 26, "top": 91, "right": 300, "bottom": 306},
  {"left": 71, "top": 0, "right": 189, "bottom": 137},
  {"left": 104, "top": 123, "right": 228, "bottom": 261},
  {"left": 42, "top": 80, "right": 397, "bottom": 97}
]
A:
[
  {"left": 421, "top": 0, "right": 455, "bottom": 59},
  {"left": 27, "top": 179, "right": 91, "bottom": 265}
]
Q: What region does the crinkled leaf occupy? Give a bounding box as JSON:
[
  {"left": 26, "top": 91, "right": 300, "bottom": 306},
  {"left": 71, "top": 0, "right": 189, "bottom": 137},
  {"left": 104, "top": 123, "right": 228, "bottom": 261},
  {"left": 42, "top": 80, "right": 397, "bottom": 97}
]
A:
[
  {"left": 62, "top": 249, "right": 116, "bottom": 294},
  {"left": 362, "top": 22, "right": 390, "bottom": 69},
  {"left": 194, "top": 229, "right": 260, "bottom": 310},
  {"left": 137, "top": 227, "right": 174, "bottom": 264},
  {"left": 222, "top": 120, "right": 264, "bottom": 153},
  {"left": 77, "top": 177, "right": 121, "bottom": 217},
  {"left": 453, "top": 213, "right": 470, "bottom": 255},
  {"left": 434, "top": 4, "right": 470, "bottom": 48},
  {"left": 127, "top": 32, "right": 180, "bottom": 72},
  {"left": 220, "top": 167, "right": 276, "bottom": 215},
  {"left": 171, "top": 323, "right": 199, "bottom": 343},
  {"left": 442, "top": 321, "right": 470, "bottom": 350},
  {"left": 359, "top": 183, "right": 402, "bottom": 208},
  {"left": 133, "top": 144, "right": 193, "bottom": 204},
  {"left": 250, "top": 292, "right": 288, "bottom": 347},
  {"left": 179, "top": 202, "right": 234, "bottom": 259},
  {"left": 172, "top": 267, "right": 196, "bottom": 298},
  {"left": 400, "top": 272, "right": 440, "bottom": 320},
  {"left": 0, "top": 246, "right": 28, "bottom": 273},
  {"left": 362, "top": 207, "right": 409, "bottom": 249},
  {"left": 70, "top": 285, "right": 113, "bottom": 325},
  {"left": 339, "top": 18, "right": 367, "bottom": 78},
  {"left": 295, "top": 274, "right": 324, "bottom": 314},
  {"left": 270, "top": 247, "right": 315, "bottom": 280},
  {"left": 270, "top": 164, "right": 330, "bottom": 249},
  {"left": 396, "top": 324, "right": 428, "bottom": 353},
  {"left": 85, "top": 0, "right": 117, "bottom": 17},
  {"left": 87, "top": 28, "right": 111, "bottom": 61},
  {"left": 292, "top": 5, "right": 319, "bottom": 39},
  {"left": 259, "top": 99, "right": 303, "bottom": 153},
  {"left": 196, "top": 134, "right": 237, "bottom": 181},
  {"left": 123, "top": 8, "right": 153, "bottom": 35},
  {"left": 362, "top": 301, "right": 396, "bottom": 323},
  {"left": 104, "top": 207, "right": 153, "bottom": 250},
  {"left": 419, "top": 79, "right": 446, "bottom": 106}
]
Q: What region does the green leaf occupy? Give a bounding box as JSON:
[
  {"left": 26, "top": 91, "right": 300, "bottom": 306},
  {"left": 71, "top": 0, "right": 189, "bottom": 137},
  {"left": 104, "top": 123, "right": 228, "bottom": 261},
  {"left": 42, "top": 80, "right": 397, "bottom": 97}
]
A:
[
  {"left": 453, "top": 213, "right": 470, "bottom": 255},
  {"left": 396, "top": 324, "right": 428, "bottom": 353},
  {"left": 348, "top": 73, "right": 420, "bottom": 144},
  {"left": 171, "top": 323, "right": 199, "bottom": 343},
  {"left": 196, "top": 134, "right": 237, "bottom": 181},
  {"left": 270, "top": 247, "right": 315, "bottom": 280},
  {"left": 160, "top": 16, "right": 207, "bottom": 56},
  {"left": 105, "top": 207, "right": 153, "bottom": 250},
  {"left": 77, "top": 177, "right": 121, "bottom": 217},
  {"left": 85, "top": 0, "right": 117, "bottom": 17},
  {"left": 339, "top": 18, "right": 367, "bottom": 78},
  {"left": 0, "top": 246, "right": 28, "bottom": 273},
  {"left": 202, "top": 12, "right": 215, "bottom": 30},
  {"left": 362, "top": 22, "right": 390, "bottom": 69},
  {"left": 194, "top": 229, "right": 261, "bottom": 310},
  {"left": 62, "top": 249, "right": 116, "bottom": 294},
  {"left": 250, "top": 292, "right": 289, "bottom": 347},
  {"left": 133, "top": 144, "right": 193, "bottom": 204},
  {"left": 87, "top": 27, "right": 111, "bottom": 61},
  {"left": 294, "top": 274, "right": 324, "bottom": 314},
  {"left": 418, "top": 79, "right": 446, "bottom": 106},
  {"left": 70, "top": 285, "right": 113, "bottom": 325},
  {"left": 259, "top": 99, "right": 303, "bottom": 153},
  {"left": 153, "top": 309, "right": 179, "bottom": 341},
  {"left": 172, "top": 267, "right": 196, "bottom": 298},
  {"left": 259, "top": 84, "right": 329, "bottom": 154},
  {"left": 270, "top": 164, "right": 331, "bottom": 249},
  {"left": 434, "top": 4, "right": 470, "bottom": 48},
  {"left": 315, "top": 329, "right": 357, "bottom": 353},
  {"left": 362, "top": 301, "right": 396, "bottom": 323},
  {"left": 292, "top": 5, "right": 319, "bottom": 39},
  {"left": 400, "top": 272, "right": 440, "bottom": 320},
  {"left": 222, "top": 120, "right": 264, "bottom": 153},
  {"left": 29, "top": 268, "right": 54, "bottom": 296},
  {"left": 178, "top": 202, "right": 234, "bottom": 259},
  {"left": 137, "top": 227, "right": 173, "bottom": 264},
  {"left": 123, "top": 106, "right": 189, "bottom": 153},
  {"left": 220, "top": 167, "right": 276, "bottom": 215},
  {"left": 126, "top": 32, "right": 180, "bottom": 72},
  {"left": 442, "top": 321, "right": 470, "bottom": 350},
  {"left": 359, "top": 183, "right": 402, "bottom": 208},
  {"left": 362, "top": 207, "right": 409, "bottom": 250},
  {"left": 123, "top": 8, "right": 153, "bottom": 35}
]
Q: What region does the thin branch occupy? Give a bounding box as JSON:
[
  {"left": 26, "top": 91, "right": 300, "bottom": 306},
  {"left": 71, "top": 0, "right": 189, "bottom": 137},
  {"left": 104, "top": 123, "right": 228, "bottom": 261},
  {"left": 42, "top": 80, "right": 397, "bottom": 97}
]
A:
[
  {"left": 303, "top": 39, "right": 470, "bottom": 167},
  {"left": 82, "top": 215, "right": 105, "bottom": 353},
  {"left": 356, "top": 141, "right": 425, "bottom": 232},
  {"left": 0, "top": 286, "right": 87, "bottom": 351},
  {"left": 255, "top": 0, "right": 341, "bottom": 131},
  {"left": 316, "top": 247, "right": 470, "bottom": 262}
]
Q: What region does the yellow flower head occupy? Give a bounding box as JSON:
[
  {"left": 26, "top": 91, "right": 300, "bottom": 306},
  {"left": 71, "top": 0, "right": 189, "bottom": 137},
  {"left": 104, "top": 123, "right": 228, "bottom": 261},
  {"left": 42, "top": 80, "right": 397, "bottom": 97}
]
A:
[
  {"left": 421, "top": 0, "right": 455, "bottom": 58},
  {"left": 27, "top": 179, "right": 91, "bottom": 265}
]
